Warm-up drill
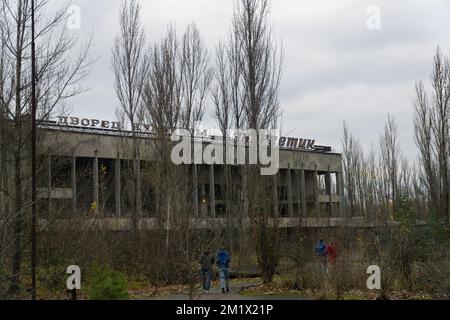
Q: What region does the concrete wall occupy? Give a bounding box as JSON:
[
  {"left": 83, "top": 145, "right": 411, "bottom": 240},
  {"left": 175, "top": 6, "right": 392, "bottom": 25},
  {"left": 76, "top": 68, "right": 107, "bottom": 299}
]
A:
[{"left": 41, "top": 127, "right": 342, "bottom": 172}]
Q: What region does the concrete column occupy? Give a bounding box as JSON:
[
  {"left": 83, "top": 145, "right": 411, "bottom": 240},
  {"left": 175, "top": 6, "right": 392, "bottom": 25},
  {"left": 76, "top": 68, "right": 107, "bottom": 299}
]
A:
[
  {"left": 314, "top": 164, "right": 320, "bottom": 218},
  {"left": 287, "top": 165, "right": 293, "bottom": 217},
  {"left": 201, "top": 182, "right": 207, "bottom": 217},
  {"left": 325, "top": 169, "right": 331, "bottom": 195},
  {"left": 48, "top": 155, "right": 52, "bottom": 213},
  {"left": 326, "top": 166, "right": 333, "bottom": 217},
  {"left": 209, "top": 165, "right": 216, "bottom": 218},
  {"left": 115, "top": 152, "right": 121, "bottom": 217},
  {"left": 242, "top": 166, "right": 249, "bottom": 218},
  {"left": 201, "top": 166, "right": 207, "bottom": 217},
  {"left": 71, "top": 150, "right": 76, "bottom": 215},
  {"left": 93, "top": 151, "right": 99, "bottom": 213},
  {"left": 224, "top": 166, "right": 231, "bottom": 218},
  {"left": 296, "top": 170, "right": 301, "bottom": 217},
  {"left": 273, "top": 174, "right": 278, "bottom": 216},
  {"left": 135, "top": 158, "right": 142, "bottom": 217},
  {"left": 193, "top": 164, "right": 199, "bottom": 217},
  {"left": 300, "top": 168, "right": 306, "bottom": 217},
  {"left": 337, "top": 168, "right": 345, "bottom": 217}
]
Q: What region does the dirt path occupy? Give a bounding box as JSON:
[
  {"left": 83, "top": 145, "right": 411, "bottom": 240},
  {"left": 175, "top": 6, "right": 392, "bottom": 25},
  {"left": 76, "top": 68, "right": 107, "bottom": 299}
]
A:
[{"left": 146, "top": 281, "right": 305, "bottom": 300}]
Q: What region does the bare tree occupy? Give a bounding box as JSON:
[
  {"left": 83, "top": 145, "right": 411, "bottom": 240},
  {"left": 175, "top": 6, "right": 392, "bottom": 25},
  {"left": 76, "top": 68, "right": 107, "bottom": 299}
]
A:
[
  {"left": 143, "top": 26, "right": 181, "bottom": 243},
  {"left": 413, "top": 47, "right": 450, "bottom": 223},
  {"left": 143, "top": 25, "right": 183, "bottom": 259},
  {"left": 211, "top": 41, "right": 244, "bottom": 252},
  {"left": 180, "top": 23, "right": 212, "bottom": 129},
  {"left": 342, "top": 121, "right": 362, "bottom": 218},
  {"left": 112, "top": 0, "right": 150, "bottom": 227},
  {"left": 225, "top": 20, "right": 248, "bottom": 262},
  {"left": 233, "top": 0, "right": 282, "bottom": 130},
  {"left": 144, "top": 25, "right": 181, "bottom": 134},
  {"left": 414, "top": 81, "right": 437, "bottom": 214},
  {"left": 228, "top": 25, "right": 245, "bottom": 130},
  {"left": 364, "top": 146, "right": 381, "bottom": 221},
  {"left": 212, "top": 43, "right": 231, "bottom": 136},
  {"left": 0, "top": 10, "right": 14, "bottom": 277},
  {"left": 379, "top": 114, "right": 400, "bottom": 219},
  {"left": 342, "top": 121, "right": 400, "bottom": 223},
  {"left": 226, "top": 0, "right": 283, "bottom": 283},
  {"left": 430, "top": 48, "right": 450, "bottom": 223},
  {"left": 112, "top": 0, "right": 149, "bottom": 129},
  {"left": 0, "top": 0, "right": 92, "bottom": 296}
]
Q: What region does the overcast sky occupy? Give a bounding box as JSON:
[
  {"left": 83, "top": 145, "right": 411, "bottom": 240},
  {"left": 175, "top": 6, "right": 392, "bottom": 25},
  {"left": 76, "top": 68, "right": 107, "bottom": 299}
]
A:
[{"left": 56, "top": 0, "right": 450, "bottom": 160}]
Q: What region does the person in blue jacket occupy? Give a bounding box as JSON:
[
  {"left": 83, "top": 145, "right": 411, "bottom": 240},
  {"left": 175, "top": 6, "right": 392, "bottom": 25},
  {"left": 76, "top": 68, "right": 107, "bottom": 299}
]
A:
[
  {"left": 315, "top": 239, "right": 326, "bottom": 256},
  {"left": 216, "top": 247, "right": 231, "bottom": 293},
  {"left": 315, "top": 239, "right": 327, "bottom": 271}
]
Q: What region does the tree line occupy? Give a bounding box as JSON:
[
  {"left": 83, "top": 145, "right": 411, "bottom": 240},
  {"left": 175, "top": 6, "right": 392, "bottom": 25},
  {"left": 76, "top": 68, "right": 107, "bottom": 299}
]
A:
[{"left": 342, "top": 47, "right": 450, "bottom": 227}]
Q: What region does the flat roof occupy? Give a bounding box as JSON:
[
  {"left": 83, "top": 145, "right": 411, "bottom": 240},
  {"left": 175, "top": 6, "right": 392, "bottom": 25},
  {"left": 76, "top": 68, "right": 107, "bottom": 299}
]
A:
[{"left": 38, "top": 120, "right": 340, "bottom": 156}]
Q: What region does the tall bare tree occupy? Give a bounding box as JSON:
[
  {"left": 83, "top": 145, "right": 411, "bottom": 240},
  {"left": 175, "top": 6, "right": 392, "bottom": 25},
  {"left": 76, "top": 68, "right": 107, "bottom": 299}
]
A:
[
  {"left": 233, "top": 0, "right": 282, "bottom": 130},
  {"left": 144, "top": 25, "right": 181, "bottom": 134},
  {"left": 413, "top": 47, "right": 450, "bottom": 223},
  {"left": 212, "top": 43, "right": 231, "bottom": 135},
  {"left": 0, "top": 0, "right": 92, "bottom": 296},
  {"left": 223, "top": 0, "right": 283, "bottom": 283},
  {"left": 112, "top": 0, "right": 150, "bottom": 227},
  {"left": 342, "top": 121, "right": 363, "bottom": 218},
  {"left": 229, "top": 24, "right": 245, "bottom": 130},
  {"left": 430, "top": 48, "right": 450, "bottom": 223},
  {"left": 379, "top": 114, "right": 400, "bottom": 218},
  {"left": 414, "top": 81, "right": 437, "bottom": 215},
  {"left": 211, "top": 42, "right": 235, "bottom": 249},
  {"left": 180, "top": 23, "right": 212, "bottom": 129},
  {"left": 143, "top": 25, "right": 184, "bottom": 257},
  {"left": 0, "top": 10, "right": 14, "bottom": 277}
]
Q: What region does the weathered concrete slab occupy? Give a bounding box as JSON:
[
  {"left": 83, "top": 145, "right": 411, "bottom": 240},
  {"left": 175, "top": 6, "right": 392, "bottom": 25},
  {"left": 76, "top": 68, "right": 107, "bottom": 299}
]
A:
[{"left": 36, "top": 216, "right": 397, "bottom": 231}]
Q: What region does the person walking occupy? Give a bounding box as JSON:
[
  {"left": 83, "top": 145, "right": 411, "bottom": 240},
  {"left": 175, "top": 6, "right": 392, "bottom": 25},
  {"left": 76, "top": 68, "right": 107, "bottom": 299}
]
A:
[
  {"left": 216, "top": 247, "right": 231, "bottom": 293},
  {"left": 326, "top": 242, "right": 337, "bottom": 265},
  {"left": 315, "top": 239, "right": 327, "bottom": 271},
  {"left": 199, "top": 250, "right": 214, "bottom": 293}
]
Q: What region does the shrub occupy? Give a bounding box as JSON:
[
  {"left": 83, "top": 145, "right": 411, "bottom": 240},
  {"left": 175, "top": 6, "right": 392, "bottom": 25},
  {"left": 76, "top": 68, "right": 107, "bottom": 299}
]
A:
[
  {"left": 86, "top": 264, "right": 128, "bottom": 300},
  {"left": 255, "top": 219, "right": 281, "bottom": 284},
  {"left": 37, "top": 265, "right": 66, "bottom": 296}
]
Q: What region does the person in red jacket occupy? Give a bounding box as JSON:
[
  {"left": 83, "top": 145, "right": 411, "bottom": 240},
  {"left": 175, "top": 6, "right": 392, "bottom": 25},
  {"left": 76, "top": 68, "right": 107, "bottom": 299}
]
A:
[{"left": 326, "top": 242, "right": 337, "bottom": 265}]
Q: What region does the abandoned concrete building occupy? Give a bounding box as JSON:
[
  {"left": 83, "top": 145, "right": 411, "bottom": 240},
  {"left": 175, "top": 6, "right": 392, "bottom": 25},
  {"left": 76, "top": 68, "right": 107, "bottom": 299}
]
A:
[{"left": 37, "top": 119, "right": 346, "bottom": 229}]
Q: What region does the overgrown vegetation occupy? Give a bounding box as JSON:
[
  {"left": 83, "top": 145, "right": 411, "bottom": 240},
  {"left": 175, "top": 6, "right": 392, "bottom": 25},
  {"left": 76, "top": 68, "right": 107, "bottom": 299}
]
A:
[
  {"left": 1, "top": 0, "right": 450, "bottom": 300},
  {"left": 85, "top": 264, "right": 129, "bottom": 300}
]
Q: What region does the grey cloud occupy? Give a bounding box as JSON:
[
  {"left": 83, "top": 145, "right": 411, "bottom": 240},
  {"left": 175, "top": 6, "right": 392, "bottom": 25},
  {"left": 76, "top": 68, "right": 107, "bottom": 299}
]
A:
[{"left": 57, "top": 0, "right": 450, "bottom": 161}]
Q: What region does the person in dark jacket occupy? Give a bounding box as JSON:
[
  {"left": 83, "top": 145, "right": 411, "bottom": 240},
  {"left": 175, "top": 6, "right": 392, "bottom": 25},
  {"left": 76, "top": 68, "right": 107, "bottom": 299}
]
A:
[
  {"left": 199, "top": 250, "right": 214, "bottom": 293},
  {"left": 216, "top": 247, "right": 231, "bottom": 293}
]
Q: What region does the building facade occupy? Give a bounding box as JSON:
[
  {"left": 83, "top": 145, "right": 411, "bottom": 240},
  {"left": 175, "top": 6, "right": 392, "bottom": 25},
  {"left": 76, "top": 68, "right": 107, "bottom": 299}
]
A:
[{"left": 37, "top": 120, "right": 346, "bottom": 229}]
